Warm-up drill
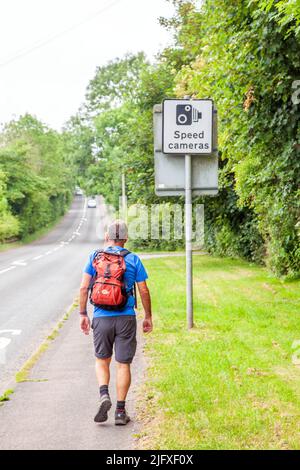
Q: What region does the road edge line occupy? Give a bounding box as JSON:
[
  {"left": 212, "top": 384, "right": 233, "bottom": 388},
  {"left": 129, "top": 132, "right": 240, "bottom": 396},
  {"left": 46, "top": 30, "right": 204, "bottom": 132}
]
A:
[
  {"left": 16, "top": 298, "right": 79, "bottom": 383},
  {"left": 0, "top": 298, "right": 79, "bottom": 401}
]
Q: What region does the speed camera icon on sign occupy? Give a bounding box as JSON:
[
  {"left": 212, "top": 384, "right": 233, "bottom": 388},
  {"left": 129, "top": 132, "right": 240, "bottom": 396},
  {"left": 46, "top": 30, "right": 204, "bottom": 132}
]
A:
[
  {"left": 163, "top": 99, "right": 213, "bottom": 154},
  {"left": 176, "top": 104, "right": 202, "bottom": 125}
]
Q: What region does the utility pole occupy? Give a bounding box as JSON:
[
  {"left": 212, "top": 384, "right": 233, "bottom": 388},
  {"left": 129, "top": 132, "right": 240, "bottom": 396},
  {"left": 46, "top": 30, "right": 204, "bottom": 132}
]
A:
[{"left": 121, "top": 172, "right": 126, "bottom": 221}]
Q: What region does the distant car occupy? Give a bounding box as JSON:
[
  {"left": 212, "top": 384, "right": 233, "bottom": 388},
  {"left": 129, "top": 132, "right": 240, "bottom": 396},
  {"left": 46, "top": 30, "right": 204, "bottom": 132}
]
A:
[
  {"left": 75, "top": 187, "right": 84, "bottom": 196},
  {"left": 87, "top": 199, "right": 97, "bottom": 208}
]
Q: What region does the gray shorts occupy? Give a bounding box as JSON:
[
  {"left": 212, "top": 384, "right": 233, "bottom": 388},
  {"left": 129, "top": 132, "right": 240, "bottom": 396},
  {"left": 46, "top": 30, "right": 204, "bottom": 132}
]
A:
[{"left": 91, "top": 316, "right": 137, "bottom": 364}]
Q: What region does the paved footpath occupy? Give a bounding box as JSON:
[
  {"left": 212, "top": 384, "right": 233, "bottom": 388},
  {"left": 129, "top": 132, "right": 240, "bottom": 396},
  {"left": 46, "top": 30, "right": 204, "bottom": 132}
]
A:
[{"left": 0, "top": 306, "right": 145, "bottom": 450}]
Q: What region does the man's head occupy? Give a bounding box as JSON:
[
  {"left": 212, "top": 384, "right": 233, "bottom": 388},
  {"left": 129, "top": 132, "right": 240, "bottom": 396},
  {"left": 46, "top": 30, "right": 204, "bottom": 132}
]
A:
[{"left": 105, "top": 219, "right": 128, "bottom": 246}]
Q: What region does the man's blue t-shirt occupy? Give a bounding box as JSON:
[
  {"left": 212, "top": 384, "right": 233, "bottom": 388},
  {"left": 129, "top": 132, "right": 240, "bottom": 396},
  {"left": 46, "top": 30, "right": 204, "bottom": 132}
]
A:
[{"left": 84, "top": 246, "right": 148, "bottom": 318}]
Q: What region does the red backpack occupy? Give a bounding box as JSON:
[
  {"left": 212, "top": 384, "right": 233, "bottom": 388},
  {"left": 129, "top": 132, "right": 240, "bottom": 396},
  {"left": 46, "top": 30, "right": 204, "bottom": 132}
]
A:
[{"left": 89, "top": 249, "right": 131, "bottom": 310}]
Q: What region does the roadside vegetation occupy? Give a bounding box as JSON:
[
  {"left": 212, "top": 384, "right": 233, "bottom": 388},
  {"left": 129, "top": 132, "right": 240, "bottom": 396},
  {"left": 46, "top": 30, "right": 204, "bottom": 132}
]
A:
[
  {"left": 0, "top": 114, "right": 75, "bottom": 242},
  {"left": 0, "top": 389, "right": 14, "bottom": 403},
  {"left": 66, "top": 0, "right": 299, "bottom": 278},
  {"left": 137, "top": 255, "right": 300, "bottom": 449},
  {"left": 0, "top": 0, "right": 299, "bottom": 278}
]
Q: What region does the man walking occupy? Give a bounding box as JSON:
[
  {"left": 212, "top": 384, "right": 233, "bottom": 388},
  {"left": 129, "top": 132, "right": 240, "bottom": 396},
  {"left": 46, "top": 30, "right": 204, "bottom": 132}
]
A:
[{"left": 79, "top": 220, "right": 153, "bottom": 425}]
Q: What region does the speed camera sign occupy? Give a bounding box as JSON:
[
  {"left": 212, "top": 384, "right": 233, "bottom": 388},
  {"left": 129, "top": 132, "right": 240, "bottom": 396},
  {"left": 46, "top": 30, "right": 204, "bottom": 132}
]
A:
[
  {"left": 154, "top": 99, "right": 218, "bottom": 330},
  {"left": 162, "top": 99, "right": 213, "bottom": 155}
]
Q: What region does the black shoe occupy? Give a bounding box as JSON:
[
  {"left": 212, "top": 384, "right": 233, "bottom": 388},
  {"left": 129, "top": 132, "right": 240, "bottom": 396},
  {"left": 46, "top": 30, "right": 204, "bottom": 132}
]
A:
[
  {"left": 94, "top": 394, "right": 112, "bottom": 423},
  {"left": 115, "top": 408, "right": 131, "bottom": 425}
]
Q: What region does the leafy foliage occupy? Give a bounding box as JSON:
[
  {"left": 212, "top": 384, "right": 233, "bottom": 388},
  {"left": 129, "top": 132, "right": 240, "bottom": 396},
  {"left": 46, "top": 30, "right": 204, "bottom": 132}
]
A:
[
  {"left": 67, "top": 1, "right": 299, "bottom": 276},
  {"left": 259, "top": 0, "right": 300, "bottom": 36},
  {"left": 0, "top": 114, "right": 74, "bottom": 239},
  {"left": 172, "top": 0, "right": 300, "bottom": 276},
  {"left": 0, "top": 169, "right": 19, "bottom": 242}
]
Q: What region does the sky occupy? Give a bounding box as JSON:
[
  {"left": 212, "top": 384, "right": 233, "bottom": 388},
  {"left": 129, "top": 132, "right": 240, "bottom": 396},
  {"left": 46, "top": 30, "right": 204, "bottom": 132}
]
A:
[{"left": 0, "top": 0, "right": 174, "bottom": 130}]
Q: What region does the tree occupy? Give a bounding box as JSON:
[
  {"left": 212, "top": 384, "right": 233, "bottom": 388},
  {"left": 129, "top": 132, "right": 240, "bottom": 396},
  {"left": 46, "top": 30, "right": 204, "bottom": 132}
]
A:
[
  {"left": 0, "top": 114, "right": 74, "bottom": 238},
  {"left": 0, "top": 169, "right": 19, "bottom": 242},
  {"left": 170, "top": 0, "right": 300, "bottom": 276}
]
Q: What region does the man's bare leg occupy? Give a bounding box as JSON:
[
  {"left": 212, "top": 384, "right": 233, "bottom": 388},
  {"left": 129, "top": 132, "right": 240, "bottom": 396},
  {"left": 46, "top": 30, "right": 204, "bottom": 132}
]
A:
[
  {"left": 115, "top": 362, "right": 131, "bottom": 425},
  {"left": 116, "top": 362, "right": 131, "bottom": 400},
  {"left": 94, "top": 357, "right": 112, "bottom": 423},
  {"left": 95, "top": 357, "right": 111, "bottom": 386}
]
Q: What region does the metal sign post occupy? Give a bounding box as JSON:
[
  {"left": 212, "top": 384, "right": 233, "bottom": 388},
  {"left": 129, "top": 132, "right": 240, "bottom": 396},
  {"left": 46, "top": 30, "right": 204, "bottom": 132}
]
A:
[
  {"left": 121, "top": 172, "right": 126, "bottom": 220},
  {"left": 154, "top": 98, "right": 218, "bottom": 329},
  {"left": 185, "top": 154, "right": 193, "bottom": 329}
]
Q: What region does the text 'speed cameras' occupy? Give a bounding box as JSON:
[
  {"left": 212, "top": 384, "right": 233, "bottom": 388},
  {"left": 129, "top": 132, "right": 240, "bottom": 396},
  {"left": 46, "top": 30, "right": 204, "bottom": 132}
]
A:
[{"left": 176, "top": 104, "right": 202, "bottom": 125}]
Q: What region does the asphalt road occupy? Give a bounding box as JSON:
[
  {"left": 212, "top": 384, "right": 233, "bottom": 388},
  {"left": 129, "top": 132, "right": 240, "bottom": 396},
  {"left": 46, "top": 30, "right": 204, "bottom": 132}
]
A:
[{"left": 0, "top": 195, "right": 109, "bottom": 393}]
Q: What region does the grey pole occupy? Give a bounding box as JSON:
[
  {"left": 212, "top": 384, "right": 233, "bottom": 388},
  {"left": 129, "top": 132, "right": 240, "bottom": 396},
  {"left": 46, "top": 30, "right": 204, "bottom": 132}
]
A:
[
  {"left": 185, "top": 153, "right": 193, "bottom": 329},
  {"left": 121, "top": 172, "right": 126, "bottom": 220}
]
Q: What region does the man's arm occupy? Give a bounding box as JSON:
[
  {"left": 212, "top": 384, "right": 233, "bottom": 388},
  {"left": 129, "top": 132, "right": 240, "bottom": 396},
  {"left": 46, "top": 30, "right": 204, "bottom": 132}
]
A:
[
  {"left": 137, "top": 281, "right": 153, "bottom": 333},
  {"left": 79, "top": 273, "right": 92, "bottom": 335}
]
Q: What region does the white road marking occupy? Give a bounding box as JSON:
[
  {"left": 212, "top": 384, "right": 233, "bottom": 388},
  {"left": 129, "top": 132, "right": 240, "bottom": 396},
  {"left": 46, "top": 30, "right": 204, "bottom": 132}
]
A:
[
  {"left": 0, "top": 200, "right": 87, "bottom": 276},
  {"left": 12, "top": 260, "right": 27, "bottom": 266},
  {"left": 0, "top": 330, "right": 22, "bottom": 365},
  {"left": 0, "top": 266, "right": 16, "bottom": 275},
  {"left": 33, "top": 255, "right": 43, "bottom": 260},
  {"left": 0, "top": 338, "right": 11, "bottom": 364},
  {"left": 0, "top": 329, "right": 22, "bottom": 336}
]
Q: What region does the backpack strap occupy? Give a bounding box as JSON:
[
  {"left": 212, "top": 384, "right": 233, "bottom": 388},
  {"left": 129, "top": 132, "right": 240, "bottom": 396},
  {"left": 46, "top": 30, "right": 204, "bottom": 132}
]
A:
[
  {"left": 115, "top": 249, "right": 134, "bottom": 300},
  {"left": 133, "top": 282, "right": 137, "bottom": 308},
  {"left": 101, "top": 248, "right": 130, "bottom": 257},
  {"left": 89, "top": 250, "right": 103, "bottom": 289},
  {"left": 119, "top": 249, "right": 136, "bottom": 306},
  {"left": 119, "top": 249, "right": 131, "bottom": 257},
  {"left": 93, "top": 249, "right": 103, "bottom": 261}
]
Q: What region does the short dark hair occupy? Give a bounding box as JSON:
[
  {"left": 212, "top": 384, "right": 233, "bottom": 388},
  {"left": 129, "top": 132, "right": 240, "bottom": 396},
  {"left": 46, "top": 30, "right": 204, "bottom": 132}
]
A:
[{"left": 107, "top": 219, "right": 128, "bottom": 241}]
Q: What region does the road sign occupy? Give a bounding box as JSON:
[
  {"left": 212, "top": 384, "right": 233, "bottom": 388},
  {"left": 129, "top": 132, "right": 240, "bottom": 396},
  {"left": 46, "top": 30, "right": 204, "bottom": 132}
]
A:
[
  {"left": 154, "top": 99, "right": 218, "bottom": 330},
  {"left": 154, "top": 104, "right": 218, "bottom": 196},
  {"left": 162, "top": 99, "right": 213, "bottom": 155}
]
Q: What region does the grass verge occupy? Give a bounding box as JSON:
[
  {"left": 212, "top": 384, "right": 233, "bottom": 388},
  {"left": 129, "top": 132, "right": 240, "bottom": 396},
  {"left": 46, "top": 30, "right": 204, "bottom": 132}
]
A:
[
  {"left": 136, "top": 255, "right": 300, "bottom": 450},
  {"left": 0, "top": 389, "right": 14, "bottom": 404}
]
